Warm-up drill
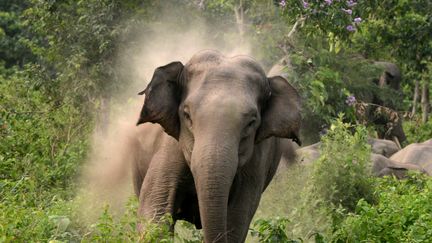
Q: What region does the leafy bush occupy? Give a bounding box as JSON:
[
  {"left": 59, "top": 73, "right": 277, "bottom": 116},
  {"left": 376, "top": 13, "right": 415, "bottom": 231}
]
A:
[
  {"left": 287, "top": 45, "right": 383, "bottom": 144},
  {"left": 308, "top": 117, "right": 375, "bottom": 214},
  {"left": 79, "top": 198, "right": 203, "bottom": 243},
  {"left": 0, "top": 72, "right": 90, "bottom": 191},
  {"left": 286, "top": 117, "right": 376, "bottom": 238},
  {"left": 333, "top": 173, "right": 432, "bottom": 242},
  {"left": 403, "top": 118, "right": 432, "bottom": 144},
  {"left": 0, "top": 72, "right": 90, "bottom": 241},
  {"left": 254, "top": 118, "right": 377, "bottom": 241},
  {"left": 250, "top": 217, "right": 294, "bottom": 243}
]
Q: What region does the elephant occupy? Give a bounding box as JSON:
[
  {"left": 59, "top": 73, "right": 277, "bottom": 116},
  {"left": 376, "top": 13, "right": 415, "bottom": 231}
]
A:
[
  {"left": 390, "top": 139, "right": 432, "bottom": 175},
  {"left": 371, "top": 153, "right": 425, "bottom": 179},
  {"left": 368, "top": 138, "right": 400, "bottom": 158},
  {"left": 134, "top": 50, "right": 301, "bottom": 243},
  {"left": 369, "top": 62, "right": 406, "bottom": 144},
  {"left": 373, "top": 62, "right": 402, "bottom": 91},
  {"left": 268, "top": 58, "right": 406, "bottom": 145},
  {"left": 295, "top": 142, "right": 321, "bottom": 165},
  {"left": 278, "top": 138, "right": 300, "bottom": 169},
  {"left": 294, "top": 139, "right": 399, "bottom": 166}
]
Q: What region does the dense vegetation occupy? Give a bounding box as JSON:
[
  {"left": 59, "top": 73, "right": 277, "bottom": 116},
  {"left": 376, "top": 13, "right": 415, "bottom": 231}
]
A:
[{"left": 1, "top": 0, "right": 431, "bottom": 242}]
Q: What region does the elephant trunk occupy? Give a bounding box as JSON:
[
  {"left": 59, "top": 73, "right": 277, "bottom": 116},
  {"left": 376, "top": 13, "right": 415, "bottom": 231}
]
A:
[{"left": 190, "top": 136, "right": 238, "bottom": 243}]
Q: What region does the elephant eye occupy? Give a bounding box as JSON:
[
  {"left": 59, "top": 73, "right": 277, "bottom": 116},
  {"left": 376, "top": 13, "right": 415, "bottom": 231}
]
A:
[
  {"left": 242, "top": 118, "right": 256, "bottom": 138},
  {"left": 183, "top": 110, "right": 192, "bottom": 127},
  {"left": 184, "top": 111, "right": 191, "bottom": 120},
  {"left": 247, "top": 119, "right": 256, "bottom": 128}
]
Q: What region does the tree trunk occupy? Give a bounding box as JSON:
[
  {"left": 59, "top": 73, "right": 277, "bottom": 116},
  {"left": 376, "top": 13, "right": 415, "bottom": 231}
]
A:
[
  {"left": 421, "top": 80, "right": 430, "bottom": 123},
  {"left": 411, "top": 79, "right": 419, "bottom": 116},
  {"left": 234, "top": 0, "right": 244, "bottom": 43},
  {"left": 197, "top": 0, "right": 205, "bottom": 10}
]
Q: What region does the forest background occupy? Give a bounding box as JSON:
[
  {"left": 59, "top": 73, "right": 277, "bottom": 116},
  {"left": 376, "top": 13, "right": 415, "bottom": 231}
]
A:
[{"left": 1, "top": 0, "right": 432, "bottom": 242}]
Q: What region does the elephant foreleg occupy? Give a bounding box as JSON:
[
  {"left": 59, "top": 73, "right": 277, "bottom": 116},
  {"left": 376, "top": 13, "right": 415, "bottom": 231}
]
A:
[{"left": 137, "top": 137, "right": 188, "bottom": 226}]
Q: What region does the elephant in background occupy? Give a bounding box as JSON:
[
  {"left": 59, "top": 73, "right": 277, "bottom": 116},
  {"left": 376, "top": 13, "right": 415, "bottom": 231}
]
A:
[
  {"left": 367, "top": 138, "right": 400, "bottom": 158},
  {"left": 295, "top": 142, "right": 321, "bottom": 165},
  {"left": 368, "top": 62, "right": 406, "bottom": 144},
  {"left": 390, "top": 139, "right": 432, "bottom": 175},
  {"left": 134, "top": 50, "right": 301, "bottom": 243},
  {"left": 373, "top": 62, "right": 402, "bottom": 91},
  {"left": 371, "top": 154, "right": 425, "bottom": 179},
  {"left": 267, "top": 58, "right": 406, "bottom": 145}
]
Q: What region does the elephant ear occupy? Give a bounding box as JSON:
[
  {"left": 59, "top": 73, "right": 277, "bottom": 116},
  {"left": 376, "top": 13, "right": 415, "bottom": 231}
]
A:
[
  {"left": 137, "top": 61, "right": 184, "bottom": 140},
  {"left": 256, "top": 76, "right": 302, "bottom": 145}
]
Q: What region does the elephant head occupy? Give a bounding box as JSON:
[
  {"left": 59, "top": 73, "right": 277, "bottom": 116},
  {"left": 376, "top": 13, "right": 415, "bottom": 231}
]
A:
[
  {"left": 373, "top": 62, "right": 402, "bottom": 91},
  {"left": 370, "top": 62, "right": 406, "bottom": 144},
  {"left": 137, "top": 50, "right": 301, "bottom": 242}
]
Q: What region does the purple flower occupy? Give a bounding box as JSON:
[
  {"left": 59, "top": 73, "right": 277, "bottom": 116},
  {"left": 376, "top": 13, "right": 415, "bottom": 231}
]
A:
[
  {"left": 342, "top": 8, "right": 352, "bottom": 15},
  {"left": 303, "top": 1, "right": 309, "bottom": 8},
  {"left": 325, "top": 0, "right": 333, "bottom": 5},
  {"left": 346, "top": 25, "right": 356, "bottom": 31},
  {"left": 279, "top": 0, "right": 286, "bottom": 7},
  {"left": 347, "top": 0, "right": 357, "bottom": 7},
  {"left": 354, "top": 17, "right": 362, "bottom": 23},
  {"left": 345, "top": 95, "right": 356, "bottom": 106}
]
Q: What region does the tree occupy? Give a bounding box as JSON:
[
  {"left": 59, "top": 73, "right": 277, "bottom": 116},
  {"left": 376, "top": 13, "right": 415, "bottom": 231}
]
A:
[
  {"left": 0, "top": 1, "right": 35, "bottom": 69},
  {"left": 351, "top": 0, "right": 432, "bottom": 122}
]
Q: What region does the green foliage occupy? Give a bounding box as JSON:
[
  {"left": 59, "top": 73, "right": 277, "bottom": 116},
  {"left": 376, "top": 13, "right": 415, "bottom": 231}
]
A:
[
  {"left": 250, "top": 217, "right": 295, "bottom": 243},
  {"left": 0, "top": 70, "right": 90, "bottom": 241},
  {"left": 80, "top": 201, "right": 172, "bottom": 242},
  {"left": 0, "top": 72, "right": 90, "bottom": 191},
  {"left": 333, "top": 174, "right": 432, "bottom": 242},
  {"left": 288, "top": 45, "right": 381, "bottom": 143},
  {"left": 2, "top": 0, "right": 432, "bottom": 241},
  {"left": 80, "top": 199, "right": 203, "bottom": 243},
  {"left": 403, "top": 118, "right": 432, "bottom": 144},
  {"left": 21, "top": 0, "right": 155, "bottom": 104},
  {"left": 0, "top": 1, "right": 36, "bottom": 69},
  {"left": 254, "top": 118, "right": 377, "bottom": 241},
  {"left": 351, "top": 0, "right": 432, "bottom": 121},
  {"left": 250, "top": 217, "right": 325, "bottom": 243},
  {"left": 353, "top": 0, "right": 432, "bottom": 67},
  {"left": 280, "top": 0, "right": 364, "bottom": 41},
  {"left": 310, "top": 117, "right": 375, "bottom": 213}
]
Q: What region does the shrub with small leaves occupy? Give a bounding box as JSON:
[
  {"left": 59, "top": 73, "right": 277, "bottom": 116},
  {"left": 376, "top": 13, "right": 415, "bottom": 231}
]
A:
[
  {"left": 403, "top": 118, "right": 432, "bottom": 144},
  {"left": 294, "top": 116, "right": 376, "bottom": 237},
  {"left": 250, "top": 217, "right": 293, "bottom": 243},
  {"left": 332, "top": 173, "right": 432, "bottom": 242}
]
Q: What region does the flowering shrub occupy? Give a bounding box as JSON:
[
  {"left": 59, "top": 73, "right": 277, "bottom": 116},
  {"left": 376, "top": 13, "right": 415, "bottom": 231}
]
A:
[
  {"left": 345, "top": 95, "right": 356, "bottom": 106},
  {"left": 279, "top": 0, "right": 365, "bottom": 39}
]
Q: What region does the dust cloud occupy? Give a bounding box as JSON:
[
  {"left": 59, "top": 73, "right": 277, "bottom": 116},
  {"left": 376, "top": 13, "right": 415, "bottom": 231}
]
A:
[{"left": 75, "top": 7, "right": 255, "bottom": 222}]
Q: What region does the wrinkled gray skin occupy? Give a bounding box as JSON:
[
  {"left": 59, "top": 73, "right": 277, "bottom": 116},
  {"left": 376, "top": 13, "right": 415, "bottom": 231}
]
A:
[
  {"left": 368, "top": 138, "right": 400, "bottom": 158},
  {"left": 295, "top": 139, "right": 399, "bottom": 165},
  {"left": 134, "top": 50, "right": 301, "bottom": 243},
  {"left": 292, "top": 139, "right": 422, "bottom": 178},
  {"left": 278, "top": 138, "right": 299, "bottom": 168},
  {"left": 390, "top": 139, "right": 432, "bottom": 175},
  {"left": 373, "top": 62, "right": 402, "bottom": 90},
  {"left": 371, "top": 154, "right": 425, "bottom": 179}
]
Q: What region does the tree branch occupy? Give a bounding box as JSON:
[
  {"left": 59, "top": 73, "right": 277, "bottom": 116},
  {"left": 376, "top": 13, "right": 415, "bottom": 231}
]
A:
[{"left": 287, "top": 16, "right": 306, "bottom": 39}]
